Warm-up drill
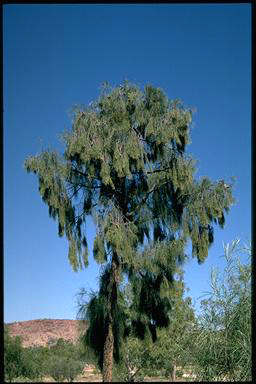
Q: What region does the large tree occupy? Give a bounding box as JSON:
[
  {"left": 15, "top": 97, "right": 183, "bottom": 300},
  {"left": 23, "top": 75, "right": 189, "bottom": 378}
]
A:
[{"left": 24, "top": 81, "right": 234, "bottom": 381}]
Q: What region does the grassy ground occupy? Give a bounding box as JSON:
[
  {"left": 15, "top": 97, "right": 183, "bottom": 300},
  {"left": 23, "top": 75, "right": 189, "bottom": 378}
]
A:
[
  {"left": 13, "top": 373, "right": 194, "bottom": 382},
  {"left": 12, "top": 369, "right": 196, "bottom": 382}
]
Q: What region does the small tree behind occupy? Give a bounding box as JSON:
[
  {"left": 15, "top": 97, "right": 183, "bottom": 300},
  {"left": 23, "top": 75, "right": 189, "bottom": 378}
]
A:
[{"left": 112, "top": 266, "right": 196, "bottom": 382}]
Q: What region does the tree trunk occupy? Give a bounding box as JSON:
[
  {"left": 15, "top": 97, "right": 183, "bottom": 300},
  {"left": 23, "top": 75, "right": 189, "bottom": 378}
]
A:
[
  {"left": 170, "top": 362, "right": 176, "bottom": 381},
  {"left": 172, "top": 363, "right": 176, "bottom": 381},
  {"left": 102, "top": 256, "right": 118, "bottom": 382},
  {"left": 102, "top": 321, "right": 114, "bottom": 382}
]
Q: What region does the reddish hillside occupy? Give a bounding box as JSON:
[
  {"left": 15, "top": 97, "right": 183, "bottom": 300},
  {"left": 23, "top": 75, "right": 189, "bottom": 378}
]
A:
[{"left": 5, "top": 319, "right": 88, "bottom": 348}]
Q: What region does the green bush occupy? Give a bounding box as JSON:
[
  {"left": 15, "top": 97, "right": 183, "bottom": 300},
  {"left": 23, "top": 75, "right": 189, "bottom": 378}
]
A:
[
  {"left": 192, "top": 239, "right": 251, "bottom": 381},
  {"left": 21, "top": 347, "right": 44, "bottom": 380},
  {"left": 47, "top": 355, "right": 84, "bottom": 382},
  {"left": 4, "top": 332, "right": 87, "bottom": 382},
  {"left": 47, "top": 355, "right": 66, "bottom": 382},
  {"left": 63, "top": 358, "right": 84, "bottom": 382},
  {"left": 4, "top": 329, "right": 24, "bottom": 382}
]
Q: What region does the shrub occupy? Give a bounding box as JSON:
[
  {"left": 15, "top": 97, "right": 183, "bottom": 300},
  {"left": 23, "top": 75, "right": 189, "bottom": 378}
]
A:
[
  {"left": 4, "top": 328, "right": 24, "bottom": 382},
  {"left": 47, "top": 356, "right": 66, "bottom": 382},
  {"left": 47, "top": 355, "right": 84, "bottom": 382},
  {"left": 193, "top": 239, "right": 251, "bottom": 381}
]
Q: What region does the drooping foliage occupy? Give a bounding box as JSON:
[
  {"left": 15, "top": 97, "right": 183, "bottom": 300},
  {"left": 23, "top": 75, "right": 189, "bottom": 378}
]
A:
[
  {"left": 25, "top": 81, "right": 234, "bottom": 271},
  {"left": 24, "top": 81, "right": 235, "bottom": 377}
]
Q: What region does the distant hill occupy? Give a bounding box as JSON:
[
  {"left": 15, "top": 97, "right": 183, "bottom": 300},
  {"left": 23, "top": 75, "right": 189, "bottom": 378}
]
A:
[{"left": 5, "top": 319, "right": 88, "bottom": 348}]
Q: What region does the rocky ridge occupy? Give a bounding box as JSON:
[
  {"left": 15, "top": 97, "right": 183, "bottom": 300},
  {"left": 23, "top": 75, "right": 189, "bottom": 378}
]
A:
[{"left": 5, "top": 319, "right": 88, "bottom": 348}]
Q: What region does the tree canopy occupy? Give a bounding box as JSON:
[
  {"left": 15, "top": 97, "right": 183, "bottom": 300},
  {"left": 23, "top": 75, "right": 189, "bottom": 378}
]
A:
[{"left": 24, "top": 81, "right": 235, "bottom": 381}]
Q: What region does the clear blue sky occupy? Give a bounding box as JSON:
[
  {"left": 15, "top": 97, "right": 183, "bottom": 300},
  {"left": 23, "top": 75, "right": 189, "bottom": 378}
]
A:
[{"left": 4, "top": 4, "right": 251, "bottom": 323}]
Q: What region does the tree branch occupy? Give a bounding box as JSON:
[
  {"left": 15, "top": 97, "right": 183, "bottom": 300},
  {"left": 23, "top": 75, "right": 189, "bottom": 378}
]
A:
[
  {"left": 68, "top": 185, "right": 83, "bottom": 200},
  {"left": 71, "top": 167, "right": 101, "bottom": 184},
  {"left": 74, "top": 202, "right": 98, "bottom": 222},
  {"left": 130, "top": 366, "right": 142, "bottom": 381},
  {"left": 145, "top": 166, "right": 173, "bottom": 175},
  {"left": 127, "top": 180, "right": 170, "bottom": 217}
]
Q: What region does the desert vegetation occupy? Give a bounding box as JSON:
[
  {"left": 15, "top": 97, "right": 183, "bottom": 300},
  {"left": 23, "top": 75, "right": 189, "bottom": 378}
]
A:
[
  {"left": 4, "top": 331, "right": 100, "bottom": 382},
  {"left": 5, "top": 239, "right": 251, "bottom": 382},
  {"left": 110, "top": 239, "right": 251, "bottom": 382}
]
